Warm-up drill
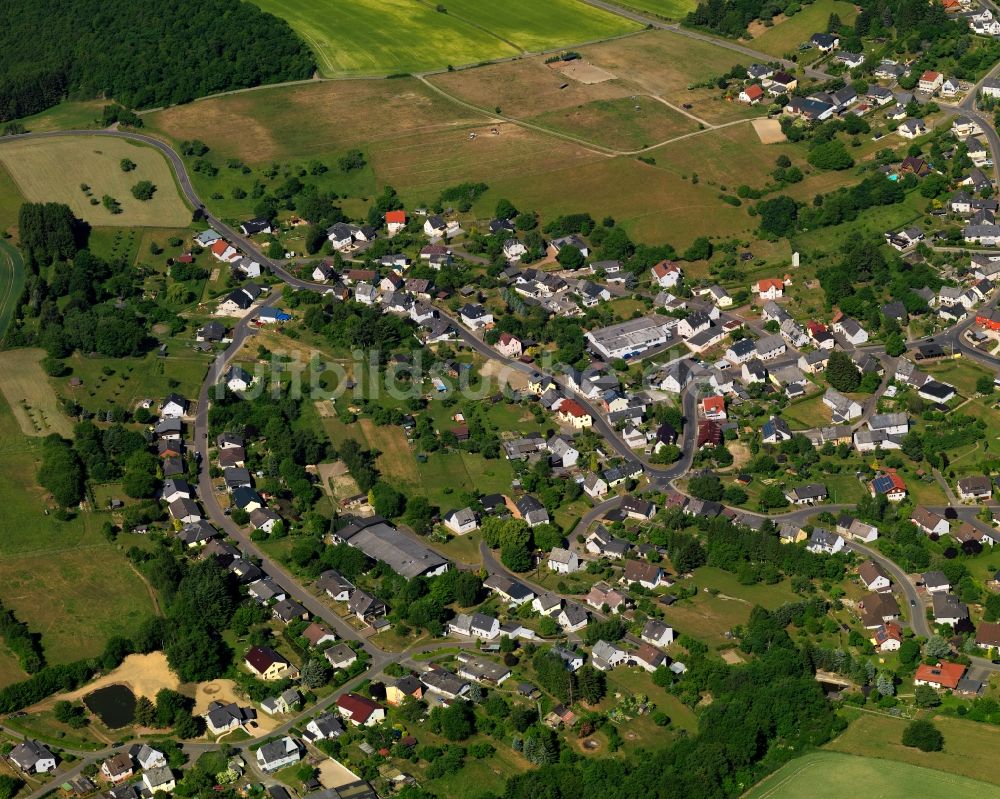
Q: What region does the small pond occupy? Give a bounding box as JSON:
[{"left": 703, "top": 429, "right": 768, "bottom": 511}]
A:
[{"left": 83, "top": 684, "right": 136, "bottom": 728}]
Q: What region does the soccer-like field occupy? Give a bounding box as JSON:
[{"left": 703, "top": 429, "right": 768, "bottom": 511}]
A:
[
  {"left": 746, "top": 752, "right": 995, "bottom": 799},
  {"left": 0, "top": 136, "right": 190, "bottom": 228},
  {"left": 248, "top": 0, "right": 640, "bottom": 76}
]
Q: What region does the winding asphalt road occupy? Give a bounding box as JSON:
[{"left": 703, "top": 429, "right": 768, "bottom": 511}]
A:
[{"left": 6, "top": 104, "right": 1000, "bottom": 788}]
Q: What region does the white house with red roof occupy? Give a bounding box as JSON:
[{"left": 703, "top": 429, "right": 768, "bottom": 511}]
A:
[
  {"left": 385, "top": 210, "right": 407, "bottom": 236},
  {"left": 739, "top": 84, "right": 765, "bottom": 104},
  {"left": 757, "top": 278, "right": 785, "bottom": 300},
  {"left": 210, "top": 239, "right": 239, "bottom": 262},
  {"left": 495, "top": 332, "right": 523, "bottom": 359},
  {"left": 556, "top": 398, "right": 592, "bottom": 429},
  {"left": 336, "top": 693, "right": 385, "bottom": 727},
  {"left": 651, "top": 260, "right": 682, "bottom": 288},
  {"left": 918, "top": 70, "right": 943, "bottom": 93},
  {"left": 701, "top": 395, "right": 726, "bottom": 420}
]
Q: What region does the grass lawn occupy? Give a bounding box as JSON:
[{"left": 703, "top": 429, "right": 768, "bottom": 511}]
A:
[
  {"left": 0, "top": 136, "right": 190, "bottom": 227},
  {"left": 924, "top": 360, "right": 991, "bottom": 397},
  {"left": 0, "top": 349, "right": 75, "bottom": 437},
  {"left": 0, "top": 241, "right": 26, "bottom": 341},
  {"left": 528, "top": 96, "right": 697, "bottom": 151},
  {"left": 780, "top": 392, "right": 831, "bottom": 430},
  {"left": 826, "top": 710, "right": 1000, "bottom": 787},
  {"left": 746, "top": 749, "right": 996, "bottom": 798},
  {"left": 604, "top": 667, "right": 698, "bottom": 734},
  {"left": 11, "top": 100, "right": 110, "bottom": 134},
  {"left": 0, "top": 163, "right": 26, "bottom": 235},
  {"left": 54, "top": 350, "right": 212, "bottom": 415},
  {"left": 0, "top": 389, "right": 156, "bottom": 672},
  {"left": 248, "top": 0, "right": 636, "bottom": 77},
  {"left": 617, "top": 0, "right": 698, "bottom": 19},
  {"left": 747, "top": 0, "right": 859, "bottom": 59}
]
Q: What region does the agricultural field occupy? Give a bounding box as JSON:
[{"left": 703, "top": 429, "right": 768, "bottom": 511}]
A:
[
  {"left": 578, "top": 29, "right": 764, "bottom": 124},
  {"left": 0, "top": 242, "right": 25, "bottom": 342},
  {"left": 826, "top": 711, "right": 1000, "bottom": 787},
  {"left": 0, "top": 389, "right": 156, "bottom": 675},
  {"left": 12, "top": 100, "right": 111, "bottom": 134},
  {"left": 746, "top": 750, "right": 995, "bottom": 799},
  {"left": 528, "top": 96, "right": 698, "bottom": 151},
  {"left": 0, "top": 164, "right": 26, "bottom": 235},
  {"left": 617, "top": 0, "right": 698, "bottom": 18},
  {"left": 746, "top": 0, "right": 859, "bottom": 59},
  {"left": 249, "top": 0, "right": 638, "bottom": 77},
  {"left": 0, "top": 349, "right": 74, "bottom": 437},
  {"left": 0, "top": 136, "right": 190, "bottom": 227}
]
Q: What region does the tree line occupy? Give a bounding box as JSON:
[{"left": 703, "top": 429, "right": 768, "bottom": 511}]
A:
[{"left": 0, "top": 0, "right": 314, "bottom": 120}]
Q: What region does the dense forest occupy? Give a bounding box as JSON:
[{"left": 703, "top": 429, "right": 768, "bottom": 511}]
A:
[{"left": 0, "top": 0, "right": 315, "bottom": 121}]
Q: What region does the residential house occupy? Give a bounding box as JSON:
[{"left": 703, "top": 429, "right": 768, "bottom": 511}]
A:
[
  {"left": 912, "top": 507, "right": 949, "bottom": 536},
  {"left": 933, "top": 593, "right": 969, "bottom": 625},
  {"left": 548, "top": 547, "right": 581, "bottom": 574},
  {"left": 869, "top": 470, "right": 907, "bottom": 502},
  {"left": 255, "top": 738, "right": 301, "bottom": 773},
  {"left": 957, "top": 475, "right": 993, "bottom": 501},
  {"left": 336, "top": 693, "right": 385, "bottom": 727},
  {"left": 622, "top": 559, "right": 664, "bottom": 590},
  {"left": 590, "top": 640, "right": 629, "bottom": 671},
  {"left": 324, "top": 643, "right": 358, "bottom": 671},
  {"left": 641, "top": 619, "right": 674, "bottom": 647},
  {"left": 142, "top": 768, "right": 176, "bottom": 794},
  {"left": 304, "top": 713, "right": 345, "bottom": 742},
  {"left": 443, "top": 507, "right": 478, "bottom": 535},
  {"left": 823, "top": 388, "right": 862, "bottom": 422},
  {"left": 786, "top": 483, "right": 828, "bottom": 506},
  {"left": 806, "top": 528, "right": 844, "bottom": 554},
  {"left": 914, "top": 662, "right": 966, "bottom": 691},
  {"left": 244, "top": 646, "right": 291, "bottom": 681},
  {"left": 858, "top": 561, "right": 891, "bottom": 592}
]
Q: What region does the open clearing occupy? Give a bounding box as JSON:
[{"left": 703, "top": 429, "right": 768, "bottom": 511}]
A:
[
  {"left": 616, "top": 0, "right": 698, "bottom": 18},
  {"left": 745, "top": 0, "right": 859, "bottom": 58},
  {"left": 0, "top": 136, "right": 189, "bottom": 227},
  {"left": 357, "top": 418, "right": 422, "bottom": 484},
  {"left": 746, "top": 751, "right": 995, "bottom": 798},
  {"left": 0, "top": 390, "right": 156, "bottom": 671},
  {"left": 249, "top": 0, "right": 638, "bottom": 76},
  {"left": 58, "top": 653, "right": 180, "bottom": 704},
  {"left": 752, "top": 117, "right": 786, "bottom": 144},
  {"left": 0, "top": 348, "right": 74, "bottom": 437},
  {"left": 527, "top": 96, "right": 698, "bottom": 150},
  {"left": 0, "top": 241, "right": 26, "bottom": 342},
  {"left": 826, "top": 711, "right": 1000, "bottom": 786}
]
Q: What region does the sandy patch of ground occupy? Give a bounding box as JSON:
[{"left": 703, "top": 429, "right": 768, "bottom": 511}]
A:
[
  {"left": 557, "top": 61, "right": 616, "bottom": 84},
  {"left": 728, "top": 441, "right": 751, "bottom": 471},
  {"left": 721, "top": 649, "right": 745, "bottom": 665},
  {"left": 752, "top": 118, "right": 786, "bottom": 144},
  {"left": 318, "top": 759, "right": 361, "bottom": 788},
  {"left": 745, "top": 15, "right": 785, "bottom": 38},
  {"left": 193, "top": 679, "right": 279, "bottom": 735},
  {"left": 61, "top": 653, "right": 180, "bottom": 704},
  {"left": 480, "top": 358, "right": 530, "bottom": 391}
]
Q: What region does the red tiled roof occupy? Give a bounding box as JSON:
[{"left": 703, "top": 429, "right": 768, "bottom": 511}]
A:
[
  {"left": 210, "top": 239, "right": 230, "bottom": 255},
  {"left": 385, "top": 210, "right": 406, "bottom": 224},
  {"left": 915, "top": 661, "right": 965, "bottom": 689},
  {"left": 920, "top": 70, "right": 940, "bottom": 81},
  {"left": 559, "top": 399, "right": 589, "bottom": 418},
  {"left": 702, "top": 396, "right": 725, "bottom": 413},
  {"left": 337, "top": 692, "right": 380, "bottom": 723},
  {"left": 758, "top": 278, "right": 784, "bottom": 291},
  {"left": 744, "top": 84, "right": 764, "bottom": 100}
]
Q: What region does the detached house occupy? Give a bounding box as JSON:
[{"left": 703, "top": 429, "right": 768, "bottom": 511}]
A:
[{"left": 957, "top": 475, "right": 993, "bottom": 501}]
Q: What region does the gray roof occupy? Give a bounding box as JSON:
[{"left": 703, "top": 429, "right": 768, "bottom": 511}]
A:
[{"left": 347, "top": 522, "right": 449, "bottom": 578}]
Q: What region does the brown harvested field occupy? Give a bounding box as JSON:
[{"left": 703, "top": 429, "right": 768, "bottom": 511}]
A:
[
  {"left": 579, "top": 30, "right": 763, "bottom": 123},
  {"left": 527, "top": 96, "right": 698, "bottom": 151},
  {"left": 0, "top": 348, "right": 74, "bottom": 437},
  {"left": 358, "top": 418, "right": 421, "bottom": 484},
  {"left": 149, "top": 78, "right": 479, "bottom": 163},
  {"left": 428, "top": 59, "right": 633, "bottom": 120},
  {"left": 557, "top": 61, "right": 617, "bottom": 84}
]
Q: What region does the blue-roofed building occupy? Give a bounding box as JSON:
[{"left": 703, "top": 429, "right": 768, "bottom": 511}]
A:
[{"left": 259, "top": 308, "right": 292, "bottom": 323}]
